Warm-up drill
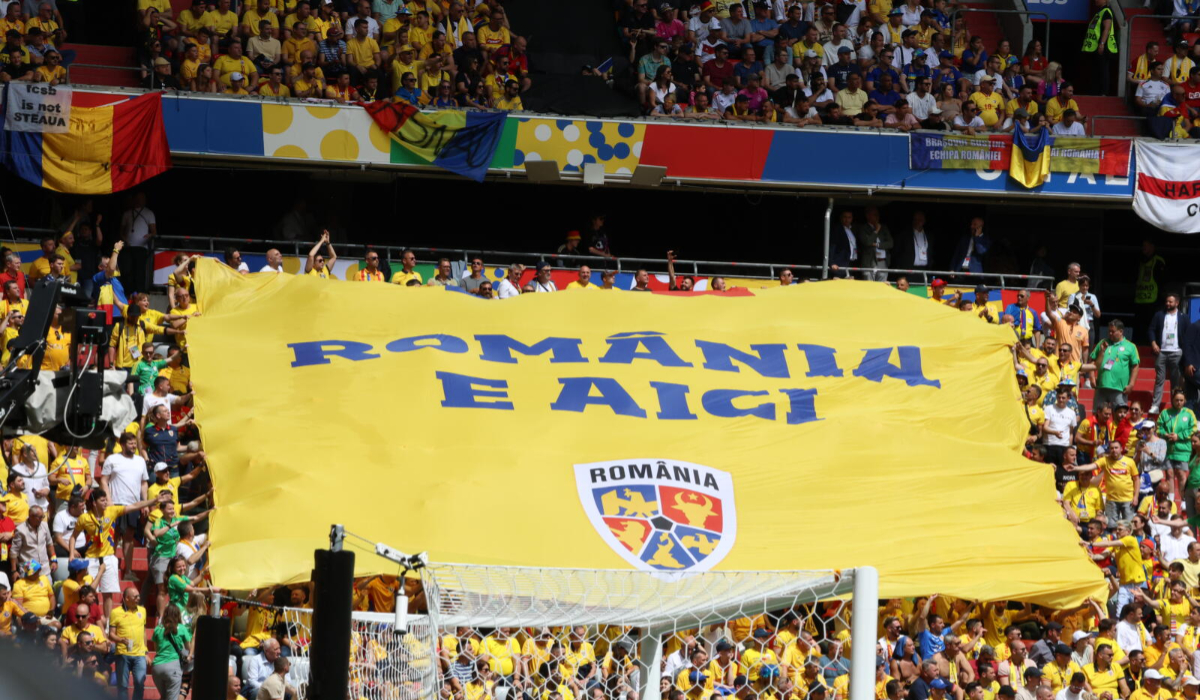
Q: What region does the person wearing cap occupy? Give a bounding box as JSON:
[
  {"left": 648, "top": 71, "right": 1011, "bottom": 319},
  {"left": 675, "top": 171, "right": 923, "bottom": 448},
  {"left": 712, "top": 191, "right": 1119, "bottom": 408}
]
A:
[
  {"left": 827, "top": 45, "right": 860, "bottom": 89},
  {"left": 1163, "top": 40, "right": 1194, "bottom": 85},
  {"left": 143, "top": 56, "right": 179, "bottom": 90},
  {"left": 1131, "top": 668, "right": 1170, "bottom": 700},
  {"left": 11, "top": 559, "right": 53, "bottom": 622},
  {"left": 688, "top": 1, "right": 723, "bottom": 50},
  {"left": 1042, "top": 643, "right": 1084, "bottom": 695},
  {"left": 902, "top": 48, "right": 931, "bottom": 87},
  {"left": 381, "top": 5, "right": 412, "bottom": 51},
  {"left": 1028, "top": 624, "right": 1065, "bottom": 668},
  {"left": 526, "top": 261, "right": 557, "bottom": 293},
  {"left": 968, "top": 73, "right": 1004, "bottom": 127}
]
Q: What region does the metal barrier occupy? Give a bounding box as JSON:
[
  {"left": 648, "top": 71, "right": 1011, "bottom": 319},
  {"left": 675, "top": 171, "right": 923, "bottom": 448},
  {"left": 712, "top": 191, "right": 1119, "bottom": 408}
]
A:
[
  {"left": 822, "top": 265, "right": 1052, "bottom": 289},
  {"left": 153, "top": 234, "right": 1053, "bottom": 288},
  {"left": 156, "top": 234, "right": 822, "bottom": 281},
  {"left": 1119, "top": 14, "right": 1178, "bottom": 99},
  {"left": 1090, "top": 114, "right": 1146, "bottom": 136},
  {"left": 65, "top": 62, "right": 144, "bottom": 85},
  {"left": 949, "top": 8, "right": 1051, "bottom": 64}
]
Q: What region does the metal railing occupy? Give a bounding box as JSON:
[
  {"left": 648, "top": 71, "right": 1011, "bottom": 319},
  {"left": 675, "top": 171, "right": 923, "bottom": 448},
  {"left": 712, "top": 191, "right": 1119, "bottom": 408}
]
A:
[
  {"left": 155, "top": 234, "right": 822, "bottom": 281},
  {"left": 65, "top": 62, "right": 144, "bottom": 85},
  {"left": 949, "top": 8, "right": 1051, "bottom": 64},
  {"left": 1089, "top": 114, "right": 1145, "bottom": 136},
  {"left": 820, "top": 265, "right": 1053, "bottom": 289},
  {"left": 1119, "top": 14, "right": 1178, "bottom": 99},
  {"left": 152, "top": 234, "right": 1053, "bottom": 289}
]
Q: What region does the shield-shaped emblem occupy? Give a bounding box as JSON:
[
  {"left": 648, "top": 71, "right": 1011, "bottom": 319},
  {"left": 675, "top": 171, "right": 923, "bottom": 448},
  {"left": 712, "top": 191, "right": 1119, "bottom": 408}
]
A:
[{"left": 574, "top": 459, "right": 737, "bottom": 574}]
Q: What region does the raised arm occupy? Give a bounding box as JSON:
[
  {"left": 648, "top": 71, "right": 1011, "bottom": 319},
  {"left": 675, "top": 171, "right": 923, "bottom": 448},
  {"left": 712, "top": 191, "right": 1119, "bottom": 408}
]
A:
[{"left": 305, "top": 231, "right": 330, "bottom": 273}]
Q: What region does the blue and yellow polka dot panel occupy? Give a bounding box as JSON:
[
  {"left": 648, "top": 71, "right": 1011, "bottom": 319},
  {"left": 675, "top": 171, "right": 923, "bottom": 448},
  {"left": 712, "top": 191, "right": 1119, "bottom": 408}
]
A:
[{"left": 513, "top": 118, "right": 645, "bottom": 175}]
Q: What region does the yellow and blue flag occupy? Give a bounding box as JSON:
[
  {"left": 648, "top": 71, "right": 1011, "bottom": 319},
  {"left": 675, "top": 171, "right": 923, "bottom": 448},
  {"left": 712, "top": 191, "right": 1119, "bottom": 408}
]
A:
[
  {"left": 1009, "top": 127, "right": 1052, "bottom": 189},
  {"left": 362, "top": 101, "right": 506, "bottom": 182}
]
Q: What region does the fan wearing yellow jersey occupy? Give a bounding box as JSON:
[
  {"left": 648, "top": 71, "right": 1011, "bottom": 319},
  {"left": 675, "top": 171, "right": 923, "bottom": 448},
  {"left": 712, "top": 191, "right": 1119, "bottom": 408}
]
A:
[{"left": 305, "top": 231, "right": 338, "bottom": 279}]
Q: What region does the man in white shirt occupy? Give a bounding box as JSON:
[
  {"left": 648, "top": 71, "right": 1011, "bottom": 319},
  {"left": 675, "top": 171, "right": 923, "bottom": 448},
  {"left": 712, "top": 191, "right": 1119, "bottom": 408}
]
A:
[
  {"left": 1043, "top": 389, "right": 1079, "bottom": 466},
  {"left": 822, "top": 22, "right": 855, "bottom": 65},
  {"left": 52, "top": 496, "right": 86, "bottom": 582},
  {"left": 259, "top": 248, "right": 284, "bottom": 273},
  {"left": 1152, "top": 293, "right": 1184, "bottom": 408},
  {"left": 11, "top": 444, "right": 50, "bottom": 511},
  {"left": 142, "top": 375, "right": 192, "bottom": 417},
  {"left": 118, "top": 191, "right": 156, "bottom": 295},
  {"left": 1159, "top": 518, "right": 1195, "bottom": 563},
  {"left": 908, "top": 76, "right": 936, "bottom": 119},
  {"left": 1115, "top": 604, "right": 1145, "bottom": 652},
  {"left": 531, "top": 261, "right": 557, "bottom": 293},
  {"left": 952, "top": 102, "right": 986, "bottom": 134},
  {"left": 1136, "top": 61, "right": 1171, "bottom": 116},
  {"left": 100, "top": 432, "right": 149, "bottom": 571},
  {"left": 1051, "top": 110, "right": 1086, "bottom": 136},
  {"left": 495, "top": 264, "right": 523, "bottom": 299}
]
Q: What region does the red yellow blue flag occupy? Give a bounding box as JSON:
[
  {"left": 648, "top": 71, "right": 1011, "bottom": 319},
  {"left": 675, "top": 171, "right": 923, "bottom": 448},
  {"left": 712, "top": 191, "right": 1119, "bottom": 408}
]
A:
[{"left": 0, "top": 89, "right": 171, "bottom": 194}]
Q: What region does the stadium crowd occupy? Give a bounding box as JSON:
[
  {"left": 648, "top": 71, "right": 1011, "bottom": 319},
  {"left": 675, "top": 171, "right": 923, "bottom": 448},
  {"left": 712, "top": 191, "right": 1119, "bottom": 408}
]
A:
[
  {"left": 0, "top": 195, "right": 1198, "bottom": 700},
  {"left": 0, "top": 0, "right": 1198, "bottom": 134}
]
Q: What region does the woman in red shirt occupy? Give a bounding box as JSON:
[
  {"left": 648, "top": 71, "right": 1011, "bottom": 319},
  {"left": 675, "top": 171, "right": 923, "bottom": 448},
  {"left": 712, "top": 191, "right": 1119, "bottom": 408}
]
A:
[{"left": 1021, "top": 39, "right": 1048, "bottom": 89}]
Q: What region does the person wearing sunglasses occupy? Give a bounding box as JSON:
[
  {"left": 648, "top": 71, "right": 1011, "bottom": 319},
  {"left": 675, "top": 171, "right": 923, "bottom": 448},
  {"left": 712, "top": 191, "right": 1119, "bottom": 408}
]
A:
[
  {"left": 305, "top": 231, "right": 338, "bottom": 279},
  {"left": 355, "top": 251, "right": 385, "bottom": 282}
]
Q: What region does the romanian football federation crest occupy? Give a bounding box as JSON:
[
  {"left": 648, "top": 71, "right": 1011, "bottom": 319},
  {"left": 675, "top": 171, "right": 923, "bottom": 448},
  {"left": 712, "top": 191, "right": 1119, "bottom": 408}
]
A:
[{"left": 574, "top": 459, "right": 737, "bottom": 574}]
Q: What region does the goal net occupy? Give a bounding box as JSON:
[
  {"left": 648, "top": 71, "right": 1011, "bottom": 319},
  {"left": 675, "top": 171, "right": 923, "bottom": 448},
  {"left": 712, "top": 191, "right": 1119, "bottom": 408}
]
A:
[{"left": 284, "top": 563, "right": 876, "bottom": 700}]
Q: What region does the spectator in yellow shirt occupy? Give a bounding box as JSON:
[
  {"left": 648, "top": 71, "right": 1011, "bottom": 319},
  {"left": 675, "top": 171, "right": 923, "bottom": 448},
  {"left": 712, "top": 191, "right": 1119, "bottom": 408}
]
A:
[
  {"left": 258, "top": 66, "right": 291, "bottom": 96},
  {"left": 1044, "top": 83, "right": 1082, "bottom": 124},
  {"left": 202, "top": 0, "right": 239, "bottom": 37},
  {"left": 283, "top": 21, "right": 317, "bottom": 66},
  {"left": 214, "top": 40, "right": 257, "bottom": 86},
  {"left": 240, "top": 0, "right": 279, "bottom": 38},
  {"left": 477, "top": 7, "right": 510, "bottom": 57},
  {"left": 346, "top": 17, "right": 382, "bottom": 81},
  {"left": 969, "top": 76, "right": 1005, "bottom": 127},
  {"left": 495, "top": 79, "right": 523, "bottom": 110}
]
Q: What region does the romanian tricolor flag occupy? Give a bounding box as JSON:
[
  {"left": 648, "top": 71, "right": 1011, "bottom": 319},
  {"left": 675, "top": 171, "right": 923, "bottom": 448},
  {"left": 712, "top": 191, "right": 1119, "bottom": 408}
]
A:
[
  {"left": 1009, "top": 127, "right": 1052, "bottom": 189},
  {"left": 0, "top": 90, "right": 171, "bottom": 194},
  {"left": 361, "top": 101, "right": 506, "bottom": 182}
]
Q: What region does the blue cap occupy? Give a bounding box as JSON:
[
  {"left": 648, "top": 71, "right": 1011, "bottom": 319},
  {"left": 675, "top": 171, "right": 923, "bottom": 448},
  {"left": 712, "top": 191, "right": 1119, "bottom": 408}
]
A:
[
  {"left": 689, "top": 671, "right": 709, "bottom": 685},
  {"left": 1058, "top": 377, "right": 1077, "bottom": 387},
  {"left": 68, "top": 559, "right": 89, "bottom": 573},
  {"left": 888, "top": 7, "right": 903, "bottom": 14},
  {"left": 938, "top": 50, "right": 954, "bottom": 59},
  {"left": 931, "top": 679, "right": 950, "bottom": 690}
]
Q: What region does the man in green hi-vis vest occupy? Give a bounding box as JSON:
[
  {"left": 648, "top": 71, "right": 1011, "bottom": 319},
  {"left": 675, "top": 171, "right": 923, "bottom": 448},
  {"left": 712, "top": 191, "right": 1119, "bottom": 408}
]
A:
[
  {"left": 1083, "top": 0, "right": 1118, "bottom": 96},
  {"left": 1136, "top": 238, "right": 1167, "bottom": 344}
]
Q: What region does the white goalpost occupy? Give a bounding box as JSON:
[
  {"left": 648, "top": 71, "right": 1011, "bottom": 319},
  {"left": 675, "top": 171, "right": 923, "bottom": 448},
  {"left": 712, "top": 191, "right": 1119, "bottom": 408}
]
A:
[{"left": 284, "top": 530, "right": 879, "bottom": 700}]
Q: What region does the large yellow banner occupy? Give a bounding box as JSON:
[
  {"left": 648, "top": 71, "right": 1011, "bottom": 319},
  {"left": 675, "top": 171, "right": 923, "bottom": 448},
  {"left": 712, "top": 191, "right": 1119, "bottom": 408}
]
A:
[{"left": 191, "top": 260, "right": 1104, "bottom": 606}]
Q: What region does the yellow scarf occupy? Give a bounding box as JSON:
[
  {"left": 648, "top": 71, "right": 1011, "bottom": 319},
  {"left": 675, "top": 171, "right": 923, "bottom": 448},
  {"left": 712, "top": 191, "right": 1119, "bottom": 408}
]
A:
[
  {"left": 1170, "top": 57, "right": 1193, "bottom": 84},
  {"left": 1133, "top": 53, "right": 1150, "bottom": 81}
]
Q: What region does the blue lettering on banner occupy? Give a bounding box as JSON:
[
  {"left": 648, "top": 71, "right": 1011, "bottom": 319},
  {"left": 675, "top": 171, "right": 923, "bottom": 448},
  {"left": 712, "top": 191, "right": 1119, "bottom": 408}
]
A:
[
  {"left": 437, "top": 371, "right": 514, "bottom": 410},
  {"left": 288, "top": 335, "right": 944, "bottom": 424}
]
